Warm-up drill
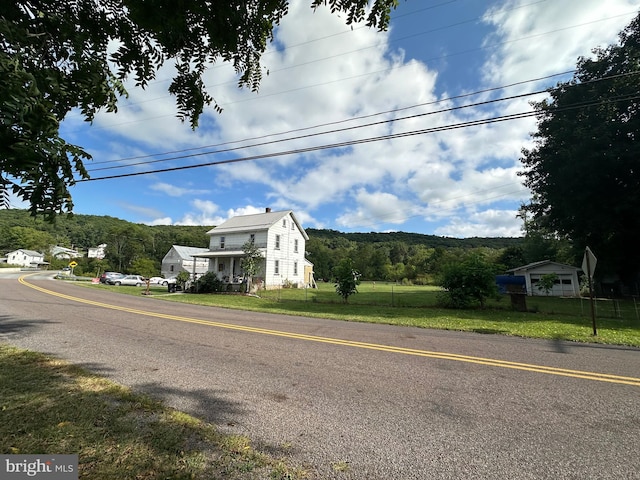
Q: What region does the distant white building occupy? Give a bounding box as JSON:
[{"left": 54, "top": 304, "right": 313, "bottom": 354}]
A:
[
  {"left": 6, "top": 249, "right": 46, "bottom": 268},
  {"left": 194, "top": 208, "right": 311, "bottom": 289},
  {"left": 161, "top": 245, "right": 210, "bottom": 278},
  {"left": 88, "top": 244, "right": 107, "bottom": 259},
  {"left": 50, "top": 245, "right": 81, "bottom": 259}
]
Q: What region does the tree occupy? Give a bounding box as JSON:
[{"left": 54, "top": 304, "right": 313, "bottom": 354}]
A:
[
  {"left": 437, "top": 253, "right": 498, "bottom": 309},
  {"left": 240, "top": 240, "right": 264, "bottom": 293},
  {"left": 519, "top": 14, "right": 640, "bottom": 283},
  {"left": 131, "top": 257, "right": 157, "bottom": 294},
  {"left": 5, "top": 226, "right": 54, "bottom": 253},
  {"left": 333, "top": 258, "right": 361, "bottom": 303},
  {"left": 1, "top": 0, "right": 399, "bottom": 219},
  {"left": 537, "top": 273, "right": 559, "bottom": 296}
]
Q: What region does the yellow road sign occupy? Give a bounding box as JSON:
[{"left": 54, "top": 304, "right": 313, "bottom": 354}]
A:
[{"left": 69, "top": 261, "right": 78, "bottom": 268}]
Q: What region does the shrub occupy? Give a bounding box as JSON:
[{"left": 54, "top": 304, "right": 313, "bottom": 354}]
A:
[
  {"left": 437, "top": 254, "right": 498, "bottom": 309},
  {"left": 196, "top": 272, "right": 225, "bottom": 293}
]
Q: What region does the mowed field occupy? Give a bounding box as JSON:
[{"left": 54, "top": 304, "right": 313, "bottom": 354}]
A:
[{"left": 82, "top": 279, "right": 640, "bottom": 347}]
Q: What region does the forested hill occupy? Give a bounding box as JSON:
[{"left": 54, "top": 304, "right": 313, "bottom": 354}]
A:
[
  {"left": 306, "top": 229, "right": 522, "bottom": 249},
  {"left": 0, "top": 209, "right": 522, "bottom": 254},
  {"left": 0, "top": 209, "right": 524, "bottom": 281}
]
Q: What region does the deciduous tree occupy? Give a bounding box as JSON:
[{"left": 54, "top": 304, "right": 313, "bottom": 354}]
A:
[
  {"left": 1, "top": 0, "right": 399, "bottom": 219},
  {"left": 519, "top": 14, "right": 640, "bottom": 283},
  {"left": 333, "top": 258, "right": 361, "bottom": 303}
]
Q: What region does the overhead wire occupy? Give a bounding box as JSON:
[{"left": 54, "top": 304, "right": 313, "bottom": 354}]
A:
[
  {"left": 78, "top": 90, "right": 640, "bottom": 183},
  {"left": 84, "top": 69, "right": 640, "bottom": 174},
  {"left": 87, "top": 70, "right": 574, "bottom": 167}
]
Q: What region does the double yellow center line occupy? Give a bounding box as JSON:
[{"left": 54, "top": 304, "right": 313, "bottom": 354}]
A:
[{"left": 19, "top": 276, "right": 640, "bottom": 387}]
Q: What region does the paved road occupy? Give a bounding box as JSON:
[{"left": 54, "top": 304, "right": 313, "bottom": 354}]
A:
[{"left": 1, "top": 273, "right": 639, "bottom": 479}]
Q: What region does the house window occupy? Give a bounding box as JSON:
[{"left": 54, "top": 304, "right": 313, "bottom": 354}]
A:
[
  {"left": 282, "top": 219, "right": 286, "bottom": 227},
  {"left": 218, "top": 263, "right": 225, "bottom": 272},
  {"left": 291, "top": 221, "right": 294, "bottom": 231},
  {"left": 274, "top": 260, "right": 280, "bottom": 275},
  {"left": 294, "top": 261, "right": 298, "bottom": 275},
  {"left": 249, "top": 233, "right": 255, "bottom": 244},
  {"left": 170, "top": 265, "right": 174, "bottom": 272},
  {"left": 220, "top": 236, "right": 225, "bottom": 249},
  {"left": 275, "top": 234, "right": 280, "bottom": 249},
  {"left": 294, "top": 239, "right": 298, "bottom": 253}
]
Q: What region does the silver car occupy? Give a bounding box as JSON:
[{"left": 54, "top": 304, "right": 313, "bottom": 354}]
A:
[{"left": 109, "top": 274, "right": 146, "bottom": 286}]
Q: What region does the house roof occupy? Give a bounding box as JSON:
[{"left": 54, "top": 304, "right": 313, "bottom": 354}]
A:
[
  {"left": 507, "top": 260, "right": 580, "bottom": 273},
  {"left": 10, "top": 249, "right": 43, "bottom": 257},
  {"left": 206, "top": 210, "right": 309, "bottom": 240},
  {"left": 171, "top": 245, "right": 209, "bottom": 260}
]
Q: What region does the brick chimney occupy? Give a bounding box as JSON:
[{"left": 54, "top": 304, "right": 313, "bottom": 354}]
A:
[{"left": 265, "top": 207, "right": 271, "bottom": 213}]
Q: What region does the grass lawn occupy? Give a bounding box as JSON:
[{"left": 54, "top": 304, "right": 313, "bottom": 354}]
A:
[
  {"left": 81, "top": 280, "right": 640, "bottom": 347},
  {"left": 0, "top": 344, "right": 306, "bottom": 479}
]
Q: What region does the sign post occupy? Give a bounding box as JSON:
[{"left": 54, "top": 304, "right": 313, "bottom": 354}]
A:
[
  {"left": 68, "top": 260, "right": 78, "bottom": 276},
  {"left": 581, "top": 247, "right": 597, "bottom": 336}
]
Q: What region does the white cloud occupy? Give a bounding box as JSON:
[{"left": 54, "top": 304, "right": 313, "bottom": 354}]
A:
[
  {"left": 436, "top": 209, "right": 523, "bottom": 238},
  {"left": 147, "top": 217, "right": 173, "bottom": 226},
  {"left": 149, "top": 182, "right": 210, "bottom": 197},
  {"left": 337, "top": 189, "right": 419, "bottom": 229}
]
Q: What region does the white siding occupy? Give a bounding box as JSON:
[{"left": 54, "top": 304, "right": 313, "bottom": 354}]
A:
[{"left": 263, "top": 213, "right": 307, "bottom": 288}]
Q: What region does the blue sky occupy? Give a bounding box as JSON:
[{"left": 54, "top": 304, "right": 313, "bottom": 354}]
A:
[{"left": 14, "top": 0, "right": 639, "bottom": 236}]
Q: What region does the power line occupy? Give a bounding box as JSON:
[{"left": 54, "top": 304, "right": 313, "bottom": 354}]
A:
[
  {"left": 85, "top": 69, "right": 640, "bottom": 173},
  {"left": 78, "top": 92, "right": 640, "bottom": 183},
  {"left": 87, "top": 70, "right": 575, "bottom": 169}
]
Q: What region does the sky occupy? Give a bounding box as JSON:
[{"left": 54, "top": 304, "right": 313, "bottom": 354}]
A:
[{"left": 13, "top": 0, "right": 639, "bottom": 237}]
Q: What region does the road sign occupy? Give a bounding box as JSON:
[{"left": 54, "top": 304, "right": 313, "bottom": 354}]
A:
[
  {"left": 581, "top": 247, "right": 597, "bottom": 278},
  {"left": 68, "top": 261, "right": 78, "bottom": 268}
]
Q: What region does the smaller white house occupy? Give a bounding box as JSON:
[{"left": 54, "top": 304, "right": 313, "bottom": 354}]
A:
[
  {"left": 88, "top": 244, "right": 107, "bottom": 259},
  {"left": 508, "top": 260, "right": 581, "bottom": 297},
  {"left": 6, "top": 249, "right": 46, "bottom": 268},
  {"left": 161, "top": 245, "right": 210, "bottom": 278},
  {"left": 50, "top": 245, "right": 81, "bottom": 259}
]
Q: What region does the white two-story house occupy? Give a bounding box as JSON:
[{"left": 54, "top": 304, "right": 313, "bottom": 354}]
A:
[{"left": 194, "top": 209, "right": 310, "bottom": 289}]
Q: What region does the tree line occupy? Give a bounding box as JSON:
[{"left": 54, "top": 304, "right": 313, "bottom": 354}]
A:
[{"left": 0, "top": 208, "right": 560, "bottom": 283}]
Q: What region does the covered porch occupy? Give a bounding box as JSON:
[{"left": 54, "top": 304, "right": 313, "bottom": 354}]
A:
[{"left": 192, "top": 250, "right": 263, "bottom": 286}]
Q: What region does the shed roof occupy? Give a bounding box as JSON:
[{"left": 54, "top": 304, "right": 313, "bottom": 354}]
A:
[
  {"left": 171, "top": 245, "right": 209, "bottom": 260},
  {"left": 507, "top": 260, "right": 580, "bottom": 273}
]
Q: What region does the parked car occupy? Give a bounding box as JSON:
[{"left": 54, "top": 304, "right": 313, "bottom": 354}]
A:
[
  {"left": 108, "top": 274, "right": 146, "bottom": 286},
  {"left": 100, "top": 272, "right": 123, "bottom": 284},
  {"left": 148, "top": 276, "right": 171, "bottom": 286}
]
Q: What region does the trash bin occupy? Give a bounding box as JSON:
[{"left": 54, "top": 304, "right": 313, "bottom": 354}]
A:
[{"left": 168, "top": 283, "right": 177, "bottom": 293}]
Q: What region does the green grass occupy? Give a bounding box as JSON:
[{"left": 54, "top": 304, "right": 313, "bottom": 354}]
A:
[
  {"left": 0, "top": 344, "right": 307, "bottom": 479},
  {"left": 78, "top": 280, "right": 640, "bottom": 347}
]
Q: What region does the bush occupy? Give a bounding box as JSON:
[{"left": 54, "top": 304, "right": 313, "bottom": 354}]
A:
[
  {"left": 437, "top": 254, "right": 498, "bottom": 309},
  {"left": 196, "top": 272, "right": 225, "bottom": 293}
]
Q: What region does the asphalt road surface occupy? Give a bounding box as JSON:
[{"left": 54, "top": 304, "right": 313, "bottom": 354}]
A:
[{"left": 1, "top": 272, "right": 639, "bottom": 479}]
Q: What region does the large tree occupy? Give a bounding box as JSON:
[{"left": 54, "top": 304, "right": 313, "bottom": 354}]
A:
[
  {"left": 0, "top": 0, "right": 399, "bottom": 219},
  {"left": 519, "top": 13, "right": 640, "bottom": 283}
]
